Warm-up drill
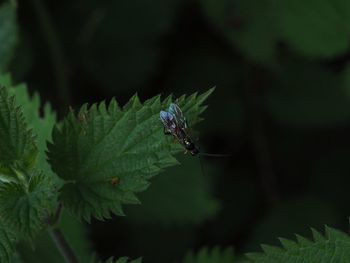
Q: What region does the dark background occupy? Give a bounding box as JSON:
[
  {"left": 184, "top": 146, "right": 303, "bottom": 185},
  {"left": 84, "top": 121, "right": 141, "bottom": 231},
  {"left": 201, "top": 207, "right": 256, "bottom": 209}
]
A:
[{"left": 5, "top": 0, "right": 350, "bottom": 262}]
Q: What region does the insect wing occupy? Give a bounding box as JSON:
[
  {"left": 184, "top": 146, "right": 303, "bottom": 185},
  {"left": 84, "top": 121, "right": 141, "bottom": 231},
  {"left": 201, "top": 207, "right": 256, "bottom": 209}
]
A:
[
  {"left": 160, "top": 110, "right": 177, "bottom": 134},
  {"left": 168, "top": 103, "right": 187, "bottom": 129}
]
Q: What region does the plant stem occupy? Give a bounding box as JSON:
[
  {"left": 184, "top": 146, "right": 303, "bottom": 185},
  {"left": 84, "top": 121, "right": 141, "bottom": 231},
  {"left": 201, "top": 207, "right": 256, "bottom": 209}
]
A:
[
  {"left": 47, "top": 204, "right": 79, "bottom": 263},
  {"left": 49, "top": 227, "right": 80, "bottom": 263},
  {"left": 50, "top": 202, "right": 63, "bottom": 226}
]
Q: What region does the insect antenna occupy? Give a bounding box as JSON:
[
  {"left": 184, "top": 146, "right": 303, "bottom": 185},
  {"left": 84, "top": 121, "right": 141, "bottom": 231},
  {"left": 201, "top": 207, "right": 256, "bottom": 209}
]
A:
[{"left": 199, "top": 152, "right": 231, "bottom": 157}]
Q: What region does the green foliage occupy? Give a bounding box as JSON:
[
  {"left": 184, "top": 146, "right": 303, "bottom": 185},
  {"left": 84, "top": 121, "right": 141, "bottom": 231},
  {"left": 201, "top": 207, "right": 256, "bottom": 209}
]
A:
[
  {"left": 200, "top": 0, "right": 279, "bottom": 64},
  {"left": 0, "top": 171, "right": 54, "bottom": 238},
  {"left": 0, "top": 74, "right": 56, "bottom": 175},
  {"left": 275, "top": 0, "right": 350, "bottom": 58},
  {"left": 265, "top": 62, "right": 350, "bottom": 128},
  {"left": 7, "top": 0, "right": 350, "bottom": 262},
  {"left": 126, "top": 155, "right": 219, "bottom": 225},
  {"left": 0, "top": 1, "right": 18, "bottom": 72},
  {"left": 228, "top": 0, "right": 279, "bottom": 64},
  {"left": 0, "top": 77, "right": 56, "bottom": 261},
  {"left": 182, "top": 247, "right": 235, "bottom": 263},
  {"left": 227, "top": 0, "right": 279, "bottom": 64},
  {"left": 247, "top": 227, "right": 350, "bottom": 263},
  {"left": 201, "top": 0, "right": 350, "bottom": 61},
  {"left": 47, "top": 89, "right": 214, "bottom": 221},
  {"left": 0, "top": 85, "right": 37, "bottom": 169},
  {"left": 0, "top": 224, "right": 16, "bottom": 263},
  {"left": 245, "top": 196, "right": 338, "bottom": 251}
]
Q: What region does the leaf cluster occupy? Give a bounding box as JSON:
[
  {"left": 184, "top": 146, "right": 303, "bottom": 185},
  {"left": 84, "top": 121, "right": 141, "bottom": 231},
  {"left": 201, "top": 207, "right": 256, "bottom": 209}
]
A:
[
  {"left": 47, "top": 88, "right": 214, "bottom": 221},
  {"left": 247, "top": 227, "right": 350, "bottom": 262},
  {"left": 0, "top": 76, "right": 56, "bottom": 262}
]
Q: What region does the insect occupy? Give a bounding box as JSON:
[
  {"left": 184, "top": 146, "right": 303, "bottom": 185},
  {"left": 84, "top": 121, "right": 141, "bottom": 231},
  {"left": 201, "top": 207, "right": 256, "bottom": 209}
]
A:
[
  {"left": 160, "top": 102, "right": 230, "bottom": 158},
  {"left": 160, "top": 103, "right": 200, "bottom": 156}
]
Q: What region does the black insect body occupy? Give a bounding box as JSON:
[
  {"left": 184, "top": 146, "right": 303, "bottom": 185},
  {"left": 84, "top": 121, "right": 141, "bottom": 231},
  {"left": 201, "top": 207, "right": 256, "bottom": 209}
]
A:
[{"left": 160, "top": 103, "right": 199, "bottom": 156}]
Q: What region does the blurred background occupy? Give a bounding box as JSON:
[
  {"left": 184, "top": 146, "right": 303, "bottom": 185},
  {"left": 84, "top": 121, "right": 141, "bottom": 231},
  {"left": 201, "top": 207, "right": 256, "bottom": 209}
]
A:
[{"left": 2, "top": 0, "right": 350, "bottom": 262}]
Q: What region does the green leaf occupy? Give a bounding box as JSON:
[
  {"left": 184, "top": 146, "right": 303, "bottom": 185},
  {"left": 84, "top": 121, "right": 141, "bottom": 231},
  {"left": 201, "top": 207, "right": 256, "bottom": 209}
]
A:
[
  {"left": 0, "top": 171, "right": 54, "bottom": 238},
  {"left": 126, "top": 154, "right": 219, "bottom": 225},
  {"left": 47, "top": 89, "right": 214, "bottom": 221},
  {"left": 227, "top": 0, "right": 279, "bottom": 64},
  {"left": 246, "top": 196, "right": 337, "bottom": 252},
  {"left": 247, "top": 226, "right": 350, "bottom": 262},
  {"left": 0, "top": 224, "right": 16, "bottom": 263},
  {"left": 0, "top": 2, "right": 18, "bottom": 72},
  {"left": 0, "top": 84, "right": 37, "bottom": 169},
  {"left": 0, "top": 74, "right": 56, "bottom": 176},
  {"left": 265, "top": 62, "right": 350, "bottom": 128},
  {"left": 275, "top": 0, "right": 350, "bottom": 58},
  {"left": 182, "top": 247, "right": 235, "bottom": 263},
  {"left": 201, "top": 0, "right": 350, "bottom": 59},
  {"left": 200, "top": 0, "right": 279, "bottom": 64}
]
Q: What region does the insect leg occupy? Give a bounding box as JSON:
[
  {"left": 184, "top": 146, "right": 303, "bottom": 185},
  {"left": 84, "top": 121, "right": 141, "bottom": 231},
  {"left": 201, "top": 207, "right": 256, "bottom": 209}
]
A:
[{"left": 163, "top": 127, "right": 172, "bottom": 135}]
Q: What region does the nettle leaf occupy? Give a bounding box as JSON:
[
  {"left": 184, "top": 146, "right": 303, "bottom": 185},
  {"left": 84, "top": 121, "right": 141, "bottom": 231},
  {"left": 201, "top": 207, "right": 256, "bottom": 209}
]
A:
[
  {"left": 0, "top": 171, "right": 54, "bottom": 238},
  {"left": 227, "top": 0, "right": 279, "bottom": 65},
  {"left": 47, "top": 89, "right": 214, "bottom": 221},
  {"left": 0, "top": 85, "right": 37, "bottom": 169},
  {"left": 247, "top": 226, "right": 350, "bottom": 262},
  {"left": 0, "top": 77, "right": 55, "bottom": 247},
  {"left": 265, "top": 62, "right": 350, "bottom": 128},
  {"left": 200, "top": 0, "right": 279, "bottom": 65},
  {"left": 0, "top": 2, "right": 18, "bottom": 72},
  {"left": 182, "top": 247, "right": 235, "bottom": 263},
  {"left": 0, "top": 223, "right": 17, "bottom": 263},
  {"left": 275, "top": 0, "right": 350, "bottom": 58},
  {"left": 0, "top": 74, "right": 56, "bottom": 175},
  {"left": 126, "top": 155, "right": 219, "bottom": 225}
]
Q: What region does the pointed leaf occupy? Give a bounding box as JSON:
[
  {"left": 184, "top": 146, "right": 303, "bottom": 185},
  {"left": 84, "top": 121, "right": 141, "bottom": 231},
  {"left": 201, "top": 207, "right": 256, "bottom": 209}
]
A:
[
  {"left": 0, "top": 171, "right": 54, "bottom": 238},
  {"left": 47, "top": 90, "right": 213, "bottom": 221},
  {"left": 276, "top": 0, "right": 350, "bottom": 58},
  {"left": 0, "top": 224, "right": 16, "bottom": 263},
  {"left": 0, "top": 74, "right": 56, "bottom": 176},
  {"left": 0, "top": 85, "right": 37, "bottom": 169},
  {"left": 248, "top": 226, "right": 350, "bottom": 262},
  {"left": 278, "top": 237, "right": 297, "bottom": 250},
  {"left": 126, "top": 155, "right": 219, "bottom": 225},
  {"left": 311, "top": 228, "right": 325, "bottom": 242}
]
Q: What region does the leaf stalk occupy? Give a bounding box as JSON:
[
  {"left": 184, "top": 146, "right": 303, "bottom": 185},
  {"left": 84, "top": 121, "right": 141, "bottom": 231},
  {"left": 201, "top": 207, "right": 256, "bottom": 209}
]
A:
[{"left": 49, "top": 227, "right": 80, "bottom": 263}]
